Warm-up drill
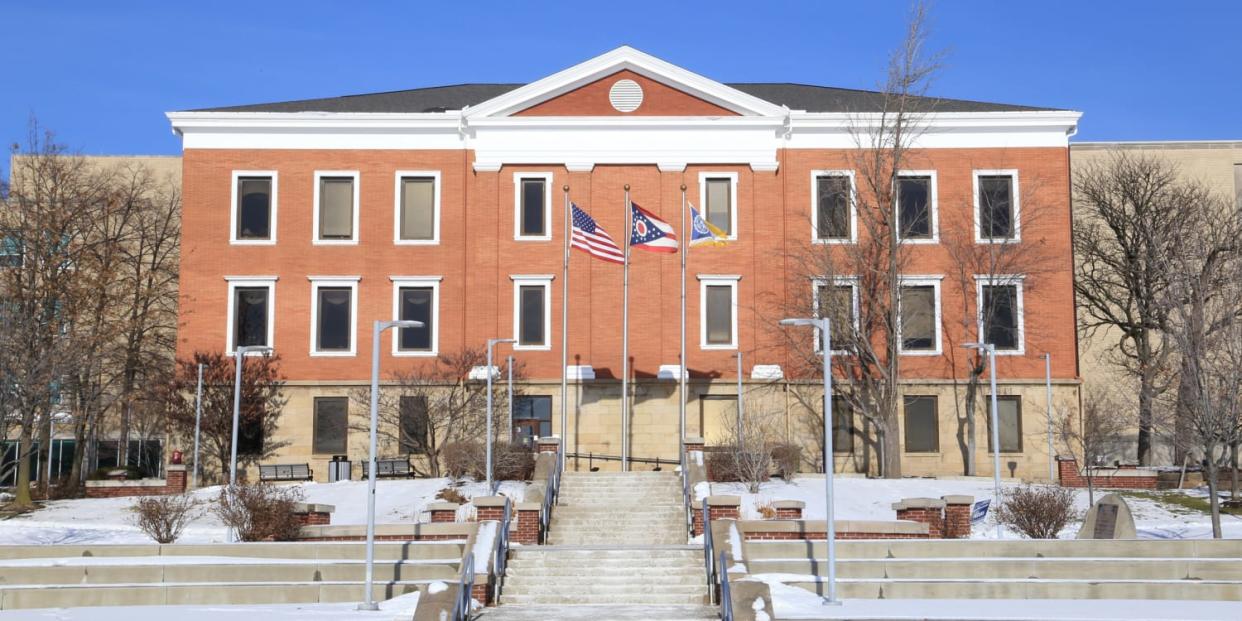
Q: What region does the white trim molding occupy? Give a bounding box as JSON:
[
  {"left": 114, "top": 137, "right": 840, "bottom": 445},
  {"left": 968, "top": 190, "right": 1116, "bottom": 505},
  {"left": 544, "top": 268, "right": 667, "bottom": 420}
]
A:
[
  {"left": 897, "top": 276, "right": 943, "bottom": 356},
  {"left": 312, "top": 170, "right": 361, "bottom": 245},
  {"left": 972, "top": 169, "right": 1021, "bottom": 243},
  {"left": 229, "top": 170, "right": 278, "bottom": 245},
  {"left": 308, "top": 277, "right": 359, "bottom": 357},
  {"left": 696, "top": 274, "right": 741, "bottom": 350},
  {"left": 810, "top": 169, "right": 857, "bottom": 244},
  {"left": 974, "top": 274, "right": 1027, "bottom": 356},
  {"left": 391, "top": 276, "right": 441, "bottom": 357},
  {"left": 896, "top": 170, "right": 939, "bottom": 244},
  {"left": 512, "top": 275, "right": 554, "bottom": 351},
  {"left": 698, "top": 171, "right": 739, "bottom": 241},
  {"left": 811, "top": 276, "right": 860, "bottom": 354},
  {"left": 513, "top": 172, "right": 554, "bottom": 242},
  {"left": 393, "top": 171, "right": 441, "bottom": 245},
  {"left": 224, "top": 276, "right": 278, "bottom": 355}
]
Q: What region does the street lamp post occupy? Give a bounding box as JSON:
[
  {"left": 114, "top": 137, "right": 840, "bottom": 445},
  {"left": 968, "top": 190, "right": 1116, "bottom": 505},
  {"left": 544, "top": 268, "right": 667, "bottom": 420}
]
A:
[
  {"left": 359, "top": 319, "right": 423, "bottom": 611},
  {"left": 507, "top": 355, "right": 515, "bottom": 443},
  {"left": 193, "top": 363, "right": 203, "bottom": 489},
  {"left": 779, "top": 317, "right": 839, "bottom": 606},
  {"left": 487, "top": 338, "right": 516, "bottom": 494},
  {"left": 1042, "top": 352, "right": 1054, "bottom": 482},
  {"left": 230, "top": 345, "right": 272, "bottom": 489},
  {"left": 964, "top": 342, "right": 1003, "bottom": 538}
]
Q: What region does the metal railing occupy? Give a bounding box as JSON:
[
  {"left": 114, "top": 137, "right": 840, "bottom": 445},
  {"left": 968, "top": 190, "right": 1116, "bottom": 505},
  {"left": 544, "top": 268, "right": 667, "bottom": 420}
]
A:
[
  {"left": 491, "top": 498, "right": 512, "bottom": 604},
  {"left": 718, "top": 549, "right": 734, "bottom": 621},
  {"left": 539, "top": 441, "right": 564, "bottom": 543},
  {"left": 564, "top": 451, "right": 680, "bottom": 471},
  {"left": 451, "top": 551, "right": 474, "bottom": 621},
  {"left": 702, "top": 500, "right": 717, "bottom": 605},
  {"left": 679, "top": 446, "right": 694, "bottom": 538}
]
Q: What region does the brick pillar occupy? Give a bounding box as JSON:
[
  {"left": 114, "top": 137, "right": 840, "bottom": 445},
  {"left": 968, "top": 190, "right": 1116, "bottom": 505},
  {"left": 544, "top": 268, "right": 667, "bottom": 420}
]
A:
[
  {"left": 428, "top": 502, "right": 460, "bottom": 523},
  {"left": 693, "top": 495, "right": 740, "bottom": 536},
  {"left": 941, "top": 495, "right": 973, "bottom": 539},
  {"left": 892, "top": 498, "right": 945, "bottom": 538},
  {"left": 291, "top": 502, "right": 335, "bottom": 526},
  {"left": 536, "top": 436, "right": 561, "bottom": 455},
  {"left": 165, "top": 465, "right": 187, "bottom": 493},
  {"left": 683, "top": 436, "right": 705, "bottom": 455},
  {"left": 773, "top": 500, "right": 804, "bottom": 520},
  {"left": 515, "top": 502, "right": 541, "bottom": 544},
  {"left": 1057, "top": 456, "right": 1085, "bottom": 487},
  {"left": 472, "top": 496, "right": 508, "bottom": 522}
]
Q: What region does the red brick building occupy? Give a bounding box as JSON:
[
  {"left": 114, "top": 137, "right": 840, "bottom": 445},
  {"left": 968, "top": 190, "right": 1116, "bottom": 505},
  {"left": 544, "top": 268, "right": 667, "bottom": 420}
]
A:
[{"left": 168, "top": 47, "right": 1082, "bottom": 480}]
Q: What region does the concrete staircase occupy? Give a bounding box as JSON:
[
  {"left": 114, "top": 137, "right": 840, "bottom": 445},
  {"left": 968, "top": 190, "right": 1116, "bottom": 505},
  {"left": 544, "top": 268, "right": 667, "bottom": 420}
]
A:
[{"left": 488, "top": 471, "right": 714, "bottom": 619}]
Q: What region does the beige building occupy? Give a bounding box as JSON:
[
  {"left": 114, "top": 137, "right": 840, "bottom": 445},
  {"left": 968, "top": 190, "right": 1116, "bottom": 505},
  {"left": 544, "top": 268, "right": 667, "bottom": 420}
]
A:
[{"left": 1070, "top": 140, "right": 1242, "bottom": 464}]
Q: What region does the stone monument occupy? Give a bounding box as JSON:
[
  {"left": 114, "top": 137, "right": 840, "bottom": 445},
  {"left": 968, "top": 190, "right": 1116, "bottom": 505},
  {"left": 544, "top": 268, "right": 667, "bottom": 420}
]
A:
[{"left": 1076, "top": 493, "right": 1137, "bottom": 539}]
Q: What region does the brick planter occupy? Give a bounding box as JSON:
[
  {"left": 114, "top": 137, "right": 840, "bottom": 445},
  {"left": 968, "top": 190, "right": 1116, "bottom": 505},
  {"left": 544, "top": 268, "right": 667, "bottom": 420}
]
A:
[
  {"left": 1058, "top": 456, "right": 1158, "bottom": 489},
  {"left": 292, "top": 502, "right": 335, "bottom": 526},
  {"left": 428, "top": 502, "right": 460, "bottom": 523},
  {"left": 739, "top": 519, "right": 929, "bottom": 540},
  {"left": 892, "top": 498, "right": 945, "bottom": 538},
  {"left": 942, "top": 495, "right": 974, "bottom": 539},
  {"left": 84, "top": 465, "right": 188, "bottom": 498},
  {"left": 692, "top": 495, "right": 740, "bottom": 536},
  {"left": 536, "top": 436, "right": 562, "bottom": 454},
  {"left": 472, "top": 496, "right": 509, "bottom": 522},
  {"left": 515, "top": 502, "right": 541, "bottom": 544},
  {"left": 772, "top": 500, "right": 804, "bottom": 520}
]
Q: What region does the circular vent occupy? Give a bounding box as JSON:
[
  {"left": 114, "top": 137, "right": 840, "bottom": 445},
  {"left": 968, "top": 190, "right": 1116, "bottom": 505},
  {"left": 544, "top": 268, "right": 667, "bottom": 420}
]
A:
[{"left": 608, "top": 79, "right": 644, "bottom": 113}]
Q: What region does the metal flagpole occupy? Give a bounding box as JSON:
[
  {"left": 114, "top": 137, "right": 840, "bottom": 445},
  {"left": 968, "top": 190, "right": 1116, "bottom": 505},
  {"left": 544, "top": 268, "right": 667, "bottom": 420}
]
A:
[
  {"left": 1044, "top": 353, "right": 1054, "bottom": 482},
  {"left": 192, "top": 363, "right": 203, "bottom": 488},
  {"left": 561, "top": 186, "right": 570, "bottom": 469},
  {"left": 507, "top": 355, "right": 514, "bottom": 442},
  {"left": 622, "top": 185, "right": 632, "bottom": 472},
  {"left": 679, "top": 185, "right": 687, "bottom": 446}
]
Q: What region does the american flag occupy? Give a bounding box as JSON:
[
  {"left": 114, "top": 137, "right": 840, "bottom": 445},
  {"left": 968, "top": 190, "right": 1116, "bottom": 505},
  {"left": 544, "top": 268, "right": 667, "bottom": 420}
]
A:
[{"left": 571, "top": 204, "right": 625, "bottom": 264}]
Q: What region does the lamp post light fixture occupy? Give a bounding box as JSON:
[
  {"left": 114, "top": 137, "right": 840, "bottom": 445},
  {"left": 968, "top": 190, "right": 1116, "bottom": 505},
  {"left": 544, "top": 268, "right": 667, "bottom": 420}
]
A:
[
  {"left": 230, "top": 345, "right": 272, "bottom": 490},
  {"left": 486, "top": 338, "right": 517, "bottom": 494},
  {"left": 779, "top": 317, "right": 840, "bottom": 606},
  {"left": 963, "top": 341, "right": 1003, "bottom": 539},
  {"left": 359, "top": 319, "right": 424, "bottom": 611}
]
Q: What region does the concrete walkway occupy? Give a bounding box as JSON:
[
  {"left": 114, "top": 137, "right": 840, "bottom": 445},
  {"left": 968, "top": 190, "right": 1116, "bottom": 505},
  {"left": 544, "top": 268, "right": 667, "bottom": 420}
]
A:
[
  {"left": 476, "top": 603, "right": 720, "bottom": 620},
  {"left": 770, "top": 596, "right": 1242, "bottom": 620}
]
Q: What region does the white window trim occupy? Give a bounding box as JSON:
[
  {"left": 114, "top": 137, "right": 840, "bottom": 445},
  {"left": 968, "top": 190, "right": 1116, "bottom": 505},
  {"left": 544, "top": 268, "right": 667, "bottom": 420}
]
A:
[
  {"left": 697, "top": 274, "right": 741, "bottom": 350},
  {"left": 308, "top": 276, "right": 360, "bottom": 357},
  {"left": 511, "top": 274, "right": 555, "bottom": 350},
  {"left": 390, "top": 276, "right": 442, "bottom": 357},
  {"left": 393, "top": 171, "right": 441, "bottom": 245},
  {"left": 313, "top": 171, "right": 360, "bottom": 245},
  {"left": 810, "top": 170, "right": 856, "bottom": 244},
  {"left": 224, "top": 276, "right": 278, "bottom": 355},
  {"left": 974, "top": 274, "right": 1026, "bottom": 356},
  {"left": 972, "top": 169, "right": 1021, "bottom": 243},
  {"left": 895, "top": 170, "right": 939, "bottom": 244},
  {"left": 230, "top": 171, "right": 278, "bottom": 245},
  {"left": 811, "top": 276, "right": 859, "bottom": 354},
  {"left": 513, "top": 172, "right": 553, "bottom": 241},
  {"left": 698, "top": 171, "right": 739, "bottom": 241},
  {"left": 897, "top": 275, "right": 943, "bottom": 356}
]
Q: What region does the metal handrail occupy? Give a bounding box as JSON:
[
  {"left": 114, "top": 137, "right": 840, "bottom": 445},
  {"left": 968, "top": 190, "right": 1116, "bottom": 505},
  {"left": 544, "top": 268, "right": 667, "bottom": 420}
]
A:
[
  {"left": 451, "top": 551, "right": 474, "bottom": 621},
  {"left": 718, "top": 550, "right": 734, "bottom": 621},
  {"left": 491, "top": 498, "right": 512, "bottom": 604},
  {"left": 564, "top": 451, "right": 679, "bottom": 468},
  {"left": 539, "top": 441, "right": 564, "bottom": 543},
  {"left": 680, "top": 446, "right": 693, "bottom": 538},
  {"left": 702, "top": 500, "right": 716, "bottom": 605}
]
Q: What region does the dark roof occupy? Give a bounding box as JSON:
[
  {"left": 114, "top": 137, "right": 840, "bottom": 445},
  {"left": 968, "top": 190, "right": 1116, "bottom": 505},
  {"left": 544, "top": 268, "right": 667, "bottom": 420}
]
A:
[{"left": 191, "top": 82, "right": 1063, "bottom": 114}]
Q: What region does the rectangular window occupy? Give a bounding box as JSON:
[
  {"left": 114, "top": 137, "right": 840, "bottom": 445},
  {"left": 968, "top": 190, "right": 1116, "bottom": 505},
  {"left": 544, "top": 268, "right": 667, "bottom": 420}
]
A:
[
  {"left": 980, "top": 282, "right": 1022, "bottom": 352},
  {"left": 814, "top": 173, "right": 852, "bottom": 241},
  {"left": 699, "top": 276, "right": 739, "bottom": 349},
  {"left": 977, "top": 173, "right": 1016, "bottom": 240},
  {"left": 316, "top": 173, "right": 357, "bottom": 242},
  {"left": 397, "top": 174, "right": 437, "bottom": 242},
  {"left": 399, "top": 395, "right": 430, "bottom": 454},
  {"left": 315, "top": 286, "right": 353, "bottom": 353},
  {"left": 897, "top": 174, "right": 934, "bottom": 241},
  {"left": 832, "top": 396, "right": 854, "bottom": 454},
  {"left": 0, "top": 236, "right": 21, "bottom": 268},
  {"left": 232, "top": 285, "right": 270, "bottom": 349},
  {"left": 815, "top": 281, "right": 856, "bottom": 350},
  {"left": 899, "top": 282, "right": 939, "bottom": 353},
  {"left": 312, "top": 397, "right": 348, "bottom": 454},
  {"left": 903, "top": 395, "right": 939, "bottom": 453},
  {"left": 513, "top": 395, "right": 553, "bottom": 447},
  {"left": 704, "top": 177, "right": 733, "bottom": 236},
  {"left": 512, "top": 276, "right": 552, "bottom": 349},
  {"left": 987, "top": 395, "right": 1023, "bottom": 453},
  {"left": 235, "top": 176, "right": 273, "bottom": 241},
  {"left": 398, "top": 287, "right": 434, "bottom": 352},
  {"left": 515, "top": 175, "right": 549, "bottom": 239}
]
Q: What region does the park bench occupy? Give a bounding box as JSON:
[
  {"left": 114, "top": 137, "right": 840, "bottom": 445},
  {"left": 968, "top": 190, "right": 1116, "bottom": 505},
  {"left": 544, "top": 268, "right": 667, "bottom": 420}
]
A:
[
  {"left": 258, "top": 463, "right": 313, "bottom": 482},
  {"left": 360, "top": 457, "right": 415, "bottom": 479}
]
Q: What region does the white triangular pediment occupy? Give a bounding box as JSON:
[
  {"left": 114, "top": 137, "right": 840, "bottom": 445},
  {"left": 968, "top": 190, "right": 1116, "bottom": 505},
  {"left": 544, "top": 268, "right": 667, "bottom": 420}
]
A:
[{"left": 463, "top": 46, "right": 786, "bottom": 119}]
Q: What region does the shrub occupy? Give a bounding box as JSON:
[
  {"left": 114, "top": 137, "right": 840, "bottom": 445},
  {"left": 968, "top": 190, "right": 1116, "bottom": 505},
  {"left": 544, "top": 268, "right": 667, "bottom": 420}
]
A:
[
  {"left": 436, "top": 486, "right": 467, "bottom": 504},
  {"left": 215, "top": 484, "right": 304, "bottom": 542},
  {"left": 442, "top": 441, "right": 482, "bottom": 480},
  {"left": 754, "top": 500, "right": 778, "bottom": 520},
  {"left": 770, "top": 444, "right": 801, "bottom": 480},
  {"left": 996, "top": 484, "right": 1078, "bottom": 539},
  {"left": 705, "top": 449, "right": 739, "bottom": 483},
  {"left": 440, "top": 441, "right": 534, "bottom": 481},
  {"left": 131, "top": 493, "right": 201, "bottom": 544},
  {"left": 493, "top": 443, "right": 535, "bottom": 481}
]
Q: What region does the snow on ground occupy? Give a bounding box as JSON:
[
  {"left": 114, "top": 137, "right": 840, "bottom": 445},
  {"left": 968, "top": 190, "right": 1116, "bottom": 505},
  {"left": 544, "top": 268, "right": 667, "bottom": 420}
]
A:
[
  {"left": 754, "top": 579, "right": 1242, "bottom": 621},
  {"left": 0, "top": 478, "right": 527, "bottom": 546},
  {"left": 0, "top": 591, "right": 421, "bottom": 620},
  {"left": 703, "top": 475, "right": 1242, "bottom": 539}
]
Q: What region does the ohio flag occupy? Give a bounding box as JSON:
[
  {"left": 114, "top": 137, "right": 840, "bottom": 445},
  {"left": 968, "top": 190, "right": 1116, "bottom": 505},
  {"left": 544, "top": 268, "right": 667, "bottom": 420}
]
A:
[{"left": 629, "top": 202, "right": 678, "bottom": 253}]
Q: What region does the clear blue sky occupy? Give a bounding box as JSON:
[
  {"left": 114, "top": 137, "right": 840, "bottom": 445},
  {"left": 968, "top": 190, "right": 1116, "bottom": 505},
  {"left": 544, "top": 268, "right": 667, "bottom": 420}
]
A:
[{"left": 2, "top": 0, "right": 1239, "bottom": 157}]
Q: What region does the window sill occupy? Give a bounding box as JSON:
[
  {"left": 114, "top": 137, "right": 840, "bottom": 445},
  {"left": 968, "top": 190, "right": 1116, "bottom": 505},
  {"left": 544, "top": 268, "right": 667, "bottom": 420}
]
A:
[
  {"left": 313, "top": 239, "right": 359, "bottom": 246},
  {"left": 975, "top": 237, "right": 1021, "bottom": 245},
  {"left": 514, "top": 236, "right": 553, "bottom": 242},
  {"left": 394, "top": 239, "right": 440, "bottom": 246},
  {"left": 393, "top": 350, "right": 438, "bottom": 358},
  {"left": 230, "top": 239, "right": 277, "bottom": 246},
  {"left": 898, "top": 238, "right": 939, "bottom": 245},
  {"left": 700, "top": 344, "right": 738, "bottom": 351},
  {"left": 898, "top": 349, "right": 942, "bottom": 357},
  {"left": 310, "top": 351, "right": 357, "bottom": 357},
  {"left": 514, "top": 344, "right": 551, "bottom": 352},
  {"left": 812, "top": 238, "right": 855, "bottom": 245}
]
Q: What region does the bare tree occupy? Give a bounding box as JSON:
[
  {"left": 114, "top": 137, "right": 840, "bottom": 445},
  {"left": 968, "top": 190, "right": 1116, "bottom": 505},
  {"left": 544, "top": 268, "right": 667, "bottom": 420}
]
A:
[
  {"left": 775, "top": 1, "right": 942, "bottom": 478},
  {"left": 1073, "top": 152, "right": 1190, "bottom": 465},
  {"left": 349, "top": 346, "right": 523, "bottom": 478},
  {"left": 717, "top": 396, "right": 786, "bottom": 493},
  {"left": 1057, "top": 387, "right": 1132, "bottom": 504}
]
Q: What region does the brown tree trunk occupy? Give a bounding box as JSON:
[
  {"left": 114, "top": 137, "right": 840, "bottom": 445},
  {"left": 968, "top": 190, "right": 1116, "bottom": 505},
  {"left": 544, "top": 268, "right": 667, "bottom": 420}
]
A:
[
  {"left": 1206, "top": 457, "right": 1223, "bottom": 539},
  {"left": 12, "top": 425, "right": 34, "bottom": 508}
]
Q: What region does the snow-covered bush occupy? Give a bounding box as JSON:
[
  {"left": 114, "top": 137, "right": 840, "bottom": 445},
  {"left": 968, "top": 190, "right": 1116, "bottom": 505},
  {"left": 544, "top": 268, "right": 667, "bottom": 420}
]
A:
[
  {"left": 215, "top": 483, "right": 304, "bottom": 541},
  {"left": 996, "top": 484, "right": 1078, "bottom": 539},
  {"left": 131, "top": 493, "right": 201, "bottom": 544}
]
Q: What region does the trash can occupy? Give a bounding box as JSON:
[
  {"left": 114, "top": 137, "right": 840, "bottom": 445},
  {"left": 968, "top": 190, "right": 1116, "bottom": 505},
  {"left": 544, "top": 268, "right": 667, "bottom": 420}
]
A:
[{"left": 328, "top": 455, "right": 352, "bottom": 482}]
